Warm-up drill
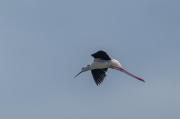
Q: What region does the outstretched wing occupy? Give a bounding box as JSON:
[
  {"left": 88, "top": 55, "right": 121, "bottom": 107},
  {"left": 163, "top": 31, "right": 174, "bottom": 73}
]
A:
[
  {"left": 91, "top": 68, "right": 108, "bottom": 86},
  {"left": 91, "top": 50, "right": 111, "bottom": 60}
]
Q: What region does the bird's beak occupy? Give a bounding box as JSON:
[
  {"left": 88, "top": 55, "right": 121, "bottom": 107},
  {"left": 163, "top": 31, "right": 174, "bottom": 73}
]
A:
[{"left": 74, "top": 71, "right": 82, "bottom": 78}]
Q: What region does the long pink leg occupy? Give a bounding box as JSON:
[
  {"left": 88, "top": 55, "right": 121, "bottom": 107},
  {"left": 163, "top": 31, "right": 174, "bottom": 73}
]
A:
[{"left": 110, "top": 66, "right": 145, "bottom": 82}]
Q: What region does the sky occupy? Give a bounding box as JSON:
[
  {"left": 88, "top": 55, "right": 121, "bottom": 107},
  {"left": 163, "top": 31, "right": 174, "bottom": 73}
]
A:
[{"left": 0, "top": 0, "right": 180, "bottom": 119}]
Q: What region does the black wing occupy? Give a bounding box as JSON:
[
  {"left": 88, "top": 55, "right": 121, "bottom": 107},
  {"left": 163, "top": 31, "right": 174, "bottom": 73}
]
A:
[
  {"left": 91, "top": 50, "right": 111, "bottom": 60},
  {"left": 91, "top": 68, "right": 108, "bottom": 86}
]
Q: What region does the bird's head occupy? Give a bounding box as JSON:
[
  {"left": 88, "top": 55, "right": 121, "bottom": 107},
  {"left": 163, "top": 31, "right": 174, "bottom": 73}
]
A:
[
  {"left": 81, "top": 65, "right": 90, "bottom": 72},
  {"left": 74, "top": 65, "right": 90, "bottom": 78}
]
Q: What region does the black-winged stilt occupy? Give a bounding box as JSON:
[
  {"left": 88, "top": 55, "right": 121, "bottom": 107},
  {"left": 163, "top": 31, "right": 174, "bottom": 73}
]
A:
[{"left": 74, "top": 50, "right": 145, "bottom": 85}]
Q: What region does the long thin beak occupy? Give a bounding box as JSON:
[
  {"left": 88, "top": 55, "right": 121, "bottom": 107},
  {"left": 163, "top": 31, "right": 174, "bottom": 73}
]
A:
[
  {"left": 74, "top": 71, "right": 82, "bottom": 78},
  {"left": 110, "top": 66, "right": 145, "bottom": 82}
]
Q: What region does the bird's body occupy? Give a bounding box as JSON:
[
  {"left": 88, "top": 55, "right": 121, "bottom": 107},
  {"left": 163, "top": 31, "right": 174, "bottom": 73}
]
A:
[
  {"left": 90, "top": 59, "right": 121, "bottom": 70},
  {"left": 74, "top": 50, "right": 145, "bottom": 86}
]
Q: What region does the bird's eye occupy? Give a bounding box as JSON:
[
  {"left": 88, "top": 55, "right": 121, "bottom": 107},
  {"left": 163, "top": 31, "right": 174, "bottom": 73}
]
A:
[{"left": 82, "top": 68, "right": 83, "bottom": 70}]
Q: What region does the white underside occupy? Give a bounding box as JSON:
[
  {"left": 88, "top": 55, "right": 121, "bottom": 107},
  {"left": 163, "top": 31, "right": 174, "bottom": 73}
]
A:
[{"left": 90, "top": 59, "right": 121, "bottom": 70}]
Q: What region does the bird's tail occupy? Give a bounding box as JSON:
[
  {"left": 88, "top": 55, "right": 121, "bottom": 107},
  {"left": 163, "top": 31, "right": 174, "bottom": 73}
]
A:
[{"left": 111, "top": 59, "right": 122, "bottom": 68}]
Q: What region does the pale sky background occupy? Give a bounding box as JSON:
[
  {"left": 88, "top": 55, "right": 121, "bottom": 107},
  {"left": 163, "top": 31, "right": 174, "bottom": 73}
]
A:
[{"left": 0, "top": 0, "right": 180, "bottom": 119}]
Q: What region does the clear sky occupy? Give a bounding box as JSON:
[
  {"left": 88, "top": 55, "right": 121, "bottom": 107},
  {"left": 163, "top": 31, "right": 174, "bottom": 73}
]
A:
[{"left": 0, "top": 0, "right": 180, "bottom": 119}]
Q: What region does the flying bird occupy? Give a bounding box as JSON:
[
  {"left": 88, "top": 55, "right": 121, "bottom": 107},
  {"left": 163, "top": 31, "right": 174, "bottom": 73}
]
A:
[{"left": 74, "top": 50, "right": 145, "bottom": 85}]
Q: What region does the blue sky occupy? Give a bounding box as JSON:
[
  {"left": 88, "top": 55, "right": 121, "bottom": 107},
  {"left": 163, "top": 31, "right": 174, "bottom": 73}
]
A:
[{"left": 0, "top": 0, "right": 180, "bottom": 119}]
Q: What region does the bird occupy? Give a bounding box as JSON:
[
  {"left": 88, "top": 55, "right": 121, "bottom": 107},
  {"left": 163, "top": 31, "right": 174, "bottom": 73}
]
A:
[{"left": 74, "top": 50, "right": 145, "bottom": 86}]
